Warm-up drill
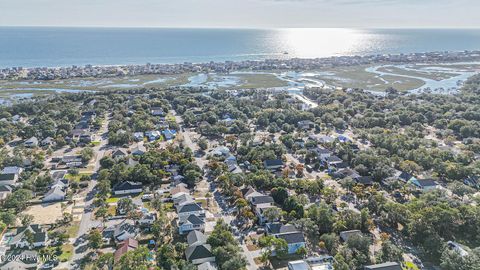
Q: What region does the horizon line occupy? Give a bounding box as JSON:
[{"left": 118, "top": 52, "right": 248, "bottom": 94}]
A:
[{"left": 1, "top": 25, "right": 480, "bottom": 30}]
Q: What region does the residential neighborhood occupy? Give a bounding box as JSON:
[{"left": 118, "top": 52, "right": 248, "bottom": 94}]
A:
[{"left": 0, "top": 67, "right": 479, "bottom": 270}]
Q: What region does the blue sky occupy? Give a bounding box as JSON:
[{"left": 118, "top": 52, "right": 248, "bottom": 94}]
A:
[{"left": 0, "top": 0, "right": 478, "bottom": 28}]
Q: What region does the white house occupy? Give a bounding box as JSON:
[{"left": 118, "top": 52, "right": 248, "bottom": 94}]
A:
[
  {"left": 179, "top": 214, "right": 205, "bottom": 234},
  {"left": 177, "top": 202, "right": 205, "bottom": 219},
  {"left": 42, "top": 186, "right": 66, "bottom": 203},
  {"left": 138, "top": 212, "right": 157, "bottom": 226}
]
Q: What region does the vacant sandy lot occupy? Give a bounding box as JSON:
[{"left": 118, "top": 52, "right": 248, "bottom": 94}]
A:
[{"left": 22, "top": 202, "right": 72, "bottom": 225}]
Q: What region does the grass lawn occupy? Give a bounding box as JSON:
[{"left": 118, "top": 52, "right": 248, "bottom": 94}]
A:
[
  {"left": 403, "top": 261, "right": 420, "bottom": 270},
  {"left": 66, "top": 221, "right": 80, "bottom": 238},
  {"left": 195, "top": 199, "right": 207, "bottom": 208},
  {"left": 89, "top": 141, "right": 101, "bottom": 147},
  {"left": 65, "top": 173, "right": 91, "bottom": 182},
  {"left": 106, "top": 197, "right": 119, "bottom": 203},
  {"left": 164, "top": 202, "right": 175, "bottom": 212},
  {"left": 59, "top": 244, "right": 74, "bottom": 262}
]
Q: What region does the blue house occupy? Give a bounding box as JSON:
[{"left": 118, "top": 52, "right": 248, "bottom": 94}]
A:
[{"left": 162, "top": 129, "right": 177, "bottom": 141}]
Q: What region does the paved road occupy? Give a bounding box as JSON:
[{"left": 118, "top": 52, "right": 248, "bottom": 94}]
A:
[{"left": 69, "top": 115, "right": 111, "bottom": 268}]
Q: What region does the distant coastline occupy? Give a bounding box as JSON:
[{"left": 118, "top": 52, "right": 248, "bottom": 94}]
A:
[{"left": 1, "top": 50, "right": 480, "bottom": 81}]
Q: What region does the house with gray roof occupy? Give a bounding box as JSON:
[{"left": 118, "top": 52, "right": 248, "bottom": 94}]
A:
[
  {"left": 179, "top": 214, "right": 205, "bottom": 234},
  {"left": 9, "top": 225, "right": 48, "bottom": 249}
]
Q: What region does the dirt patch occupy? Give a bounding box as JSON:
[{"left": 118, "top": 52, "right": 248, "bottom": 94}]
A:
[{"left": 22, "top": 202, "right": 72, "bottom": 225}]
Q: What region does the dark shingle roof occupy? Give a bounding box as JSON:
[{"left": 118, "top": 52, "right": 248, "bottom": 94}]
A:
[
  {"left": 251, "top": 195, "right": 274, "bottom": 205},
  {"left": 276, "top": 232, "right": 305, "bottom": 244},
  {"left": 179, "top": 214, "right": 204, "bottom": 226},
  {"left": 264, "top": 159, "right": 284, "bottom": 167},
  {"left": 185, "top": 244, "right": 213, "bottom": 261},
  {"left": 187, "top": 230, "right": 207, "bottom": 246},
  {"left": 112, "top": 181, "right": 142, "bottom": 191},
  {"left": 0, "top": 173, "right": 15, "bottom": 181},
  {"left": 266, "top": 223, "right": 298, "bottom": 235},
  {"left": 178, "top": 202, "right": 203, "bottom": 213}
]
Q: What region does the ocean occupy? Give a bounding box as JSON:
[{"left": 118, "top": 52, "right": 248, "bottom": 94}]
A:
[{"left": 1, "top": 27, "right": 480, "bottom": 68}]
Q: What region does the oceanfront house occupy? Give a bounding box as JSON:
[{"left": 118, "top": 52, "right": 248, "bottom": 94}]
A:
[
  {"left": 177, "top": 202, "right": 205, "bottom": 219},
  {"left": 364, "top": 262, "right": 402, "bottom": 270},
  {"left": 114, "top": 238, "right": 138, "bottom": 264},
  {"left": 263, "top": 159, "right": 284, "bottom": 171},
  {"left": 0, "top": 185, "right": 13, "bottom": 200},
  {"left": 24, "top": 137, "right": 38, "bottom": 148},
  {"left": 408, "top": 178, "right": 440, "bottom": 192},
  {"left": 8, "top": 225, "right": 48, "bottom": 249},
  {"left": 179, "top": 214, "right": 205, "bottom": 234},
  {"left": 112, "top": 181, "right": 143, "bottom": 195},
  {"left": 42, "top": 186, "right": 66, "bottom": 203},
  {"left": 185, "top": 230, "right": 215, "bottom": 265}
]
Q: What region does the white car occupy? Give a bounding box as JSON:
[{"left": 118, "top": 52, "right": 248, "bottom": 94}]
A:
[{"left": 142, "top": 194, "right": 154, "bottom": 201}]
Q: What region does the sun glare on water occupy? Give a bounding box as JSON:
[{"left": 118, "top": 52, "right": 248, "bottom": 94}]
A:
[{"left": 272, "top": 28, "right": 388, "bottom": 58}]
